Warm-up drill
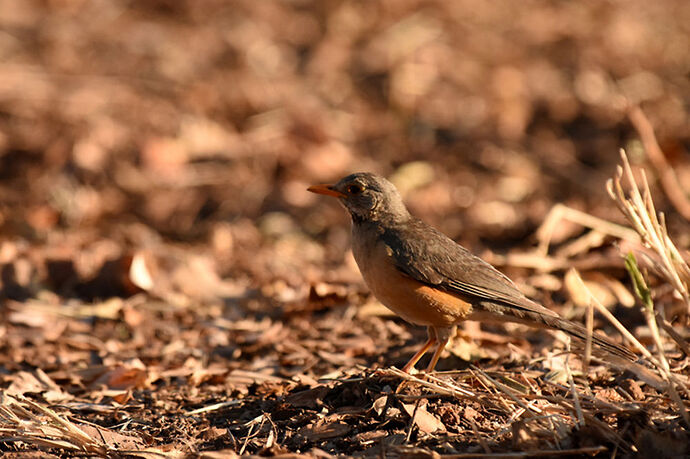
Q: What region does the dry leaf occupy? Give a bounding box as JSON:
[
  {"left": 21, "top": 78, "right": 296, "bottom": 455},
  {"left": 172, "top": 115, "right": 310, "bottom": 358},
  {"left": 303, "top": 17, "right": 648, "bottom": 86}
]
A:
[
  {"left": 286, "top": 386, "right": 329, "bottom": 409},
  {"left": 6, "top": 370, "right": 70, "bottom": 401},
  {"left": 129, "top": 251, "right": 155, "bottom": 291},
  {"left": 77, "top": 424, "right": 145, "bottom": 450},
  {"left": 188, "top": 366, "right": 229, "bottom": 387},
  {"left": 298, "top": 418, "right": 351, "bottom": 441},
  {"left": 402, "top": 402, "right": 446, "bottom": 434},
  {"left": 564, "top": 269, "right": 617, "bottom": 308},
  {"left": 372, "top": 395, "right": 388, "bottom": 416},
  {"left": 92, "top": 366, "right": 148, "bottom": 390}
]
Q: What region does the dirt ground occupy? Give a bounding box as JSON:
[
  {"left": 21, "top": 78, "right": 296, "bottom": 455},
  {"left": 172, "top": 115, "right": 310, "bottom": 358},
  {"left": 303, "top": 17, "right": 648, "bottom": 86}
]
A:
[{"left": 1, "top": 1, "right": 690, "bottom": 457}]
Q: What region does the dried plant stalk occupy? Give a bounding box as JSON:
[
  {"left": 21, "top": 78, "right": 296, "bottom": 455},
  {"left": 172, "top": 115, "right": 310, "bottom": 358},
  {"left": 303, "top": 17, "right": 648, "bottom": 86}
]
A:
[
  {"left": 568, "top": 268, "right": 690, "bottom": 427},
  {"left": 605, "top": 151, "right": 690, "bottom": 427},
  {"left": 628, "top": 106, "right": 690, "bottom": 221},
  {"left": 0, "top": 394, "right": 181, "bottom": 458},
  {"left": 0, "top": 393, "right": 107, "bottom": 456},
  {"left": 606, "top": 149, "right": 690, "bottom": 315}
]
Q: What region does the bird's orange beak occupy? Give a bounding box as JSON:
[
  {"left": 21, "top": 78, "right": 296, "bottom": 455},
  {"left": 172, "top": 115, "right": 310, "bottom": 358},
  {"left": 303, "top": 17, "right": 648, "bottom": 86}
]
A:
[{"left": 307, "top": 184, "right": 346, "bottom": 198}]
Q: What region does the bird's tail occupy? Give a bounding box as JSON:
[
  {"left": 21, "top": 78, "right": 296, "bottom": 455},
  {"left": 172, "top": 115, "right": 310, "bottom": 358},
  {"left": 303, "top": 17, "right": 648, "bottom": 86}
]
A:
[
  {"left": 540, "top": 314, "right": 636, "bottom": 360},
  {"left": 471, "top": 301, "right": 636, "bottom": 360}
]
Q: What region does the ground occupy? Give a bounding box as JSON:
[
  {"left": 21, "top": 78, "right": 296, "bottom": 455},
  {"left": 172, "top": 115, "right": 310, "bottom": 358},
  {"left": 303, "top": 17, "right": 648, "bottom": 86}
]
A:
[{"left": 1, "top": 1, "right": 690, "bottom": 457}]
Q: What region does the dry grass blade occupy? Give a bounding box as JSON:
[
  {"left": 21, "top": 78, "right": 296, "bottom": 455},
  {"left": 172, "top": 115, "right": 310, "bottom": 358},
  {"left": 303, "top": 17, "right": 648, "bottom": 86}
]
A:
[
  {"left": 0, "top": 393, "right": 107, "bottom": 456},
  {"left": 568, "top": 268, "right": 669, "bottom": 382},
  {"left": 564, "top": 359, "right": 584, "bottom": 427},
  {"left": 542, "top": 380, "right": 630, "bottom": 414},
  {"left": 567, "top": 266, "right": 683, "bottom": 411},
  {"left": 0, "top": 393, "right": 183, "bottom": 458},
  {"left": 470, "top": 366, "right": 541, "bottom": 418},
  {"left": 568, "top": 268, "right": 690, "bottom": 426},
  {"left": 607, "top": 149, "right": 690, "bottom": 314},
  {"left": 536, "top": 203, "right": 640, "bottom": 256},
  {"left": 382, "top": 368, "right": 476, "bottom": 398},
  {"left": 423, "top": 372, "right": 477, "bottom": 398},
  {"left": 186, "top": 400, "right": 243, "bottom": 416},
  {"left": 628, "top": 105, "right": 690, "bottom": 221},
  {"left": 625, "top": 253, "right": 690, "bottom": 427},
  {"left": 655, "top": 311, "right": 690, "bottom": 356},
  {"left": 22, "top": 397, "right": 95, "bottom": 446},
  {"left": 583, "top": 298, "right": 594, "bottom": 383},
  {"left": 604, "top": 149, "right": 690, "bottom": 427},
  {"left": 567, "top": 269, "right": 644, "bottom": 360}
]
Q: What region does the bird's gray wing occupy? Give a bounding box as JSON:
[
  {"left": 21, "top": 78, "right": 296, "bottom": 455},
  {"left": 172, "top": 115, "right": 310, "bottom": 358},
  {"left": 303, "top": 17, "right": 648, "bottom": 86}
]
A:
[
  {"left": 380, "top": 218, "right": 558, "bottom": 316},
  {"left": 379, "top": 219, "right": 635, "bottom": 360}
]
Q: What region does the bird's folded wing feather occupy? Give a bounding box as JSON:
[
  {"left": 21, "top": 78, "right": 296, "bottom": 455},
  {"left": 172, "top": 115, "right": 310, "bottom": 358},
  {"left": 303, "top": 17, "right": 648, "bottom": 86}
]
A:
[
  {"left": 381, "top": 219, "right": 558, "bottom": 317},
  {"left": 380, "top": 218, "right": 636, "bottom": 360}
]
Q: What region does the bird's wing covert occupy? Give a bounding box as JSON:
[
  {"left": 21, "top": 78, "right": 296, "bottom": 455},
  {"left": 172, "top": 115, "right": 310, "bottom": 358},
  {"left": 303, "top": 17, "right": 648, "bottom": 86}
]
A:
[{"left": 381, "top": 219, "right": 557, "bottom": 316}]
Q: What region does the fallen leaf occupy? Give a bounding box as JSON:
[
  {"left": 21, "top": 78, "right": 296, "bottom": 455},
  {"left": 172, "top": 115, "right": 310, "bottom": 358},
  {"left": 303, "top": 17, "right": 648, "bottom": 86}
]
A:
[
  {"left": 286, "top": 386, "right": 329, "bottom": 409},
  {"left": 92, "top": 366, "right": 148, "bottom": 390},
  {"left": 619, "top": 378, "right": 645, "bottom": 401},
  {"left": 188, "top": 366, "right": 229, "bottom": 387},
  {"left": 298, "top": 417, "right": 351, "bottom": 441},
  {"left": 6, "top": 370, "right": 70, "bottom": 401},
  {"left": 565, "top": 269, "right": 618, "bottom": 308},
  {"left": 77, "top": 424, "right": 145, "bottom": 450},
  {"left": 402, "top": 402, "right": 446, "bottom": 434},
  {"left": 372, "top": 395, "right": 388, "bottom": 416},
  {"left": 129, "top": 251, "right": 155, "bottom": 291}
]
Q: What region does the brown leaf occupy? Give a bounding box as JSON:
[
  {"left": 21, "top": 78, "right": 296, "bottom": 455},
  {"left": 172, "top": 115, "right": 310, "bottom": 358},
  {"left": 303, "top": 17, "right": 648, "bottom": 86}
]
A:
[
  {"left": 92, "top": 366, "right": 148, "bottom": 390},
  {"left": 188, "top": 366, "right": 229, "bottom": 387},
  {"left": 286, "top": 386, "right": 329, "bottom": 409},
  {"left": 77, "top": 424, "right": 145, "bottom": 450},
  {"left": 372, "top": 395, "right": 388, "bottom": 416},
  {"left": 619, "top": 378, "right": 645, "bottom": 401},
  {"left": 6, "top": 369, "right": 70, "bottom": 401},
  {"left": 402, "top": 402, "right": 446, "bottom": 434},
  {"left": 298, "top": 417, "right": 351, "bottom": 441}
]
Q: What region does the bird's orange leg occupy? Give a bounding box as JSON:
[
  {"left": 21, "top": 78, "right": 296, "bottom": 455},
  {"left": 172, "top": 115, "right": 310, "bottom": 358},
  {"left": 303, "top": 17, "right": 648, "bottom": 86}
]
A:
[
  {"left": 425, "top": 337, "right": 450, "bottom": 372},
  {"left": 401, "top": 337, "right": 436, "bottom": 373}
]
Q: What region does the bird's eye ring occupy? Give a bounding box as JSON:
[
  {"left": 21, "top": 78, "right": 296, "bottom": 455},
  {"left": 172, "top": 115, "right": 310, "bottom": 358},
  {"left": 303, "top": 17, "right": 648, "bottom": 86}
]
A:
[{"left": 347, "top": 184, "right": 364, "bottom": 195}]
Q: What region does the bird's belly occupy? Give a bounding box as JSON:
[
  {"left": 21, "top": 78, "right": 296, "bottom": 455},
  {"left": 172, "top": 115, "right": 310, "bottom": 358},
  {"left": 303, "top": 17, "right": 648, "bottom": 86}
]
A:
[{"left": 353, "top": 239, "right": 473, "bottom": 327}]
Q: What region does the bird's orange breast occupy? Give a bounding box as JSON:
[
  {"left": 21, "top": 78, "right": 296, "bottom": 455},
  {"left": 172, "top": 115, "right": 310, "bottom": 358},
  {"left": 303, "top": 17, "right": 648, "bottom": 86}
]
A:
[{"left": 352, "top": 237, "right": 473, "bottom": 327}]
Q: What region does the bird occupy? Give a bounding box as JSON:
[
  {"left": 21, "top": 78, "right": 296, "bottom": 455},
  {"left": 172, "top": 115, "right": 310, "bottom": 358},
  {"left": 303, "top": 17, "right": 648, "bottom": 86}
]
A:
[{"left": 308, "top": 172, "right": 634, "bottom": 373}]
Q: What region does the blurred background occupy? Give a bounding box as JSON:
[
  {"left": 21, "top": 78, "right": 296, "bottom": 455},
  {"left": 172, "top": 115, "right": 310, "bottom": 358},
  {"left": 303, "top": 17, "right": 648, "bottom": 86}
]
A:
[
  {"left": 3, "top": 3, "right": 690, "bottom": 453},
  {"left": 1, "top": 0, "right": 689, "bottom": 299}
]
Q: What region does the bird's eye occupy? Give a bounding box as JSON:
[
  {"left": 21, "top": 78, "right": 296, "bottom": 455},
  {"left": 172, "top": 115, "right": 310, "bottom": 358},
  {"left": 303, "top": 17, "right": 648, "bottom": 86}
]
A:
[{"left": 347, "top": 184, "right": 364, "bottom": 194}]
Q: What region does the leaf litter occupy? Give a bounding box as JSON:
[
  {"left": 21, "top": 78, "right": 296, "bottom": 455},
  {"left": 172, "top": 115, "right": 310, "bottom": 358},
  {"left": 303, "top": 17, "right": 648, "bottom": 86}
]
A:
[{"left": 1, "top": 0, "right": 690, "bottom": 457}]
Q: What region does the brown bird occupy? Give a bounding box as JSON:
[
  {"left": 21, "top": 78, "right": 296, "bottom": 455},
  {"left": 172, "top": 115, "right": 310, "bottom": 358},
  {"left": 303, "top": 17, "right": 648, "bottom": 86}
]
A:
[{"left": 308, "top": 172, "right": 634, "bottom": 373}]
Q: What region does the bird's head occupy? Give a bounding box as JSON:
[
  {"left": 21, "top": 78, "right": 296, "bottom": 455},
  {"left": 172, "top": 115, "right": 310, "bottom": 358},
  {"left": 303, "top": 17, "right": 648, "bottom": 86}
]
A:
[{"left": 308, "top": 172, "right": 409, "bottom": 223}]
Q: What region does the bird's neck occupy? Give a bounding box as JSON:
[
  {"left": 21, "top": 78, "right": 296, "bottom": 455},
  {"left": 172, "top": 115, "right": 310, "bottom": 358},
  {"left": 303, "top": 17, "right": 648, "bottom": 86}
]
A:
[{"left": 351, "top": 209, "right": 412, "bottom": 227}]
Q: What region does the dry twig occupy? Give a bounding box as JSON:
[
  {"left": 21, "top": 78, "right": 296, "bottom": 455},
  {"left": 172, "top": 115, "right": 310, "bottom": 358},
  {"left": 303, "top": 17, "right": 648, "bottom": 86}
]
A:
[{"left": 628, "top": 105, "right": 690, "bottom": 221}]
